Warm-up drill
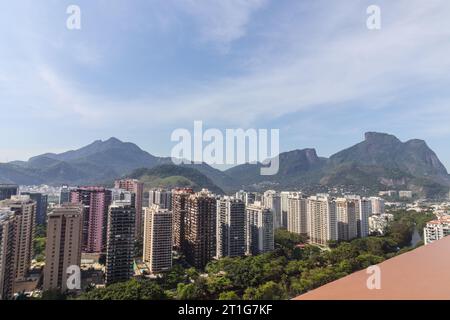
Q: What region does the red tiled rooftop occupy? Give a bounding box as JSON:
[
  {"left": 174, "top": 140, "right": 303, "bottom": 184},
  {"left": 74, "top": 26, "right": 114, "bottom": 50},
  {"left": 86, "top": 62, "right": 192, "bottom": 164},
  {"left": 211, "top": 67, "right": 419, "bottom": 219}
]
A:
[{"left": 295, "top": 235, "right": 450, "bottom": 300}]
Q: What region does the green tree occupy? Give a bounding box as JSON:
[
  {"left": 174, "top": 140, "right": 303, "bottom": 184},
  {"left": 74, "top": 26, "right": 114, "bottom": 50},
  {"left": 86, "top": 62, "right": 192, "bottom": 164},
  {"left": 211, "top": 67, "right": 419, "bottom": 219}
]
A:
[
  {"left": 252, "top": 281, "right": 287, "bottom": 300},
  {"left": 176, "top": 283, "right": 203, "bottom": 300},
  {"left": 218, "top": 291, "right": 240, "bottom": 300},
  {"left": 80, "top": 279, "right": 167, "bottom": 300}
]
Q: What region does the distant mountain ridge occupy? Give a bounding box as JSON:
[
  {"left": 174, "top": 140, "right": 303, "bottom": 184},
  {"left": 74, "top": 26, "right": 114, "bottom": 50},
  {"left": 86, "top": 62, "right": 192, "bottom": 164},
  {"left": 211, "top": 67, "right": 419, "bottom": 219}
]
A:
[
  {"left": 224, "top": 132, "right": 450, "bottom": 197},
  {"left": 0, "top": 133, "right": 449, "bottom": 198}
]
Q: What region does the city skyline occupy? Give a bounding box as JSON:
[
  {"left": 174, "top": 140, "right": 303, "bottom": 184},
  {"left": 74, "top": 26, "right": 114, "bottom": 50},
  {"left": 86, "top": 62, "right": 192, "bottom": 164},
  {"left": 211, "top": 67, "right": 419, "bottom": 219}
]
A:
[{"left": 1, "top": 1, "right": 450, "bottom": 170}]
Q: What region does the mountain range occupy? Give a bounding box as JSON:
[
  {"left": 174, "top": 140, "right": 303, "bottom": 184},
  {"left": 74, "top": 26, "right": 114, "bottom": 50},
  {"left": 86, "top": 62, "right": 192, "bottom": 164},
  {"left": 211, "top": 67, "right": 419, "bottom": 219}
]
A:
[{"left": 1, "top": 132, "right": 449, "bottom": 197}]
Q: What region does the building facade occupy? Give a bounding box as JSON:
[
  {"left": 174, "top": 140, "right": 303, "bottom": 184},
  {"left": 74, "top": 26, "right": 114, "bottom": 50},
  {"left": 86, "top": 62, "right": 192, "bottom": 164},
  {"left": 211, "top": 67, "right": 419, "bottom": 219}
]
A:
[
  {"left": 21, "top": 192, "right": 48, "bottom": 226},
  {"left": 263, "top": 190, "right": 282, "bottom": 229},
  {"left": 105, "top": 201, "right": 136, "bottom": 285},
  {"left": 143, "top": 205, "right": 173, "bottom": 273},
  {"left": 307, "top": 195, "right": 337, "bottom": 246},
  {"left": 43, "top": 204, "right": 83, "bottom": 292},
  {"left": 335, "top": 198, "right": 358, "bottom": 241},
  {"left": 59, "top": 186, "right": 71, "bottom": 205},
  {"left": 0, "top": 195, "right": 36, "bottom": 281},
  {"left": 0, "top": 184, "right": 18, "bottom": 202},
  {"left": 70, "top": 187, "right": 112, "bottom": 254},
  {"left": 115, "top": 179, "right": 144, "bottom": 239},
  {"left": 370, "top": 197, "right": 386, "bottom": 215},
  {"left": 287, "top": 193, "right": 308, "bottom": 236},
  {"left": 184, "top": 190, "right": 217, "bottom": 269},
  {"left": 216, "top": 197, "right": 246, "bottom": 258},
  {"left": 172, "top": 188, "right": 194, "bottom": 251},
  {"left": 149, "top": 189, "right": 172, "bottom": 210},
  {"left": 0, "top": 209, "right": 16, "bottom": 300},
  {"left": 246, "top": 202, "right": 274, "bottom": 255},
  {"left": 369, "top": 213, "right": 394, "bottom": 235},
  {"left": 424, "top": 216, "right": 450, "bottom": 245}
]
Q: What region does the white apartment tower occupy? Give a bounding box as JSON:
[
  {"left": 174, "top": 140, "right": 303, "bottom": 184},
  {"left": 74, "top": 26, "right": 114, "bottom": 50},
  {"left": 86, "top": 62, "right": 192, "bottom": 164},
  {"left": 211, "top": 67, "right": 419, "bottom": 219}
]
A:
[
  {"left": 424, "top": 216, "right": 450, "bottom": 245},
  {"left": 287, "top": 193, "right": 308, "bottom": 236},
  {"left": 216, "top": 198, "right": 246, "bottom": 258},
  {"left": 143, "top": 205, "right": 173, "bottom": 273},
  {"left": 335, "top": 198, "right": 358, "bottom": 241},
  {"left": 263, "top": 190, "right": 281, "bottom": 229},
  {"left": 307, "top": 195, "right": 337, "bottom": 246},
  {"left": 358, "top": 198, "right": 371, "bottom": 237},
  {"left": 345, "top": 195, "right": 371, "bottom": 238},
  {"left": 246, "top": 202, "right": 274, "bottom": 255},
  {"left": 370, "top": 197, "right": 385, "bottom": 215}
]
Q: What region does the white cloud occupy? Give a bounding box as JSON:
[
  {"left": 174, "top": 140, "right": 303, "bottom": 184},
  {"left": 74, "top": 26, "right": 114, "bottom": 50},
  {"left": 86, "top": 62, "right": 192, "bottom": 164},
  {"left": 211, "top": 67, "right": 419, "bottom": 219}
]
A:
[{"left": 175, "top": 0, "right": 267, "bottom": 45}]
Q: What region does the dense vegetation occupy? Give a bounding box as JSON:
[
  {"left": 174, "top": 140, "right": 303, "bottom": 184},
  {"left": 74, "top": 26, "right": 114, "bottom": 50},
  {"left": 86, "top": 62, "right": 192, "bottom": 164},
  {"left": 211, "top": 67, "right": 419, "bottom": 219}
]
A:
[
  {"left": 34, "top": 224, "right": 46, "bottom": 263},
  {"left": 76, "top": 210, "right": 434, "bottom": 301}
]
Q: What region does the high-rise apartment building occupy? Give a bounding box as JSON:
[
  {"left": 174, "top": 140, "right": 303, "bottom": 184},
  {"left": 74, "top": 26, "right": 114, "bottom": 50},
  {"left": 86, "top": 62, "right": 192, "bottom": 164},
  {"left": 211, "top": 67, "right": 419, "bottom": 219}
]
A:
[
  {"left": 59, "top": 186, "right": 71, "bottom": 205},
  {"left": 424, "top": 216, "right": 450, "bottom": 245},
  {"left": 0, "top": 195, "right": 36, "bottom": 281},
  {"left": 370, "top": 197, "right": 385, "bottom": 215},
  {"left": 21, "top": 192, "right": 48, "bottom": 226},
  {"left": 216, "top": 197, "right": 246, "bottom": 258},
  {"left": 0, "top": 209, "right": 16, "bottom": 300},
  {"left": 0, "top": 184, "right": 18, "bottom": 201},
  {"left": 287, "top": 193, "right": 308, "bottom": 236},
  {"left": 235, "top": 191, "right": 260, "bottom": 206},
  {"left": 172, "top": 188, "right": 194, "bottom": 251},
  {"left": 115, "top": 179, "right": 144, "bottom": 239},
  {"left": 263, "top": 190, "right": 281, "bottom": 229},
  {"left": 335, "top": 198, "right": 358, "bottom": 241},
  {"left": 43, "top": 204, "right": 83, "bottom": 292},
  {"left": 358, "top": 197, "right": 371, "bottom": 238},
  {"left": 111, "top": 188, "right": 133, "bottom": 203},
  {"left": 70, "top": 187, "right": 112, "bottom": 254},
  {"left": 143, "top": 205, "right": 172, "bottom": 273},
  {"left": 105, "top": 201, "right": 135, "bottom": 285},
  {"left": 149, "top": 189, "right": 172, "bottom": 210},
  {"left": 368, "top": 213, "right": 394, "bottom": 235},
  {"left": 280, "top": 191, "right": 292, "bottom": 229},
  {"left": 307, "top": 195, "right": 337, "bottom": 246},
  {"left": 184, "top": 190, "right": 216, "bottom": 269},
  {"left": 246, "top": 202, "right": 274, "bottom": 255}
]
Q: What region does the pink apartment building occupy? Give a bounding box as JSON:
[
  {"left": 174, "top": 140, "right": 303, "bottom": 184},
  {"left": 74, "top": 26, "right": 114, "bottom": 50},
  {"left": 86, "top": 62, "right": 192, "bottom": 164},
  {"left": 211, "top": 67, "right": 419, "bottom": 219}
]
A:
[{"left": 70, "top": 187, "right": 112, "bottom": 253}]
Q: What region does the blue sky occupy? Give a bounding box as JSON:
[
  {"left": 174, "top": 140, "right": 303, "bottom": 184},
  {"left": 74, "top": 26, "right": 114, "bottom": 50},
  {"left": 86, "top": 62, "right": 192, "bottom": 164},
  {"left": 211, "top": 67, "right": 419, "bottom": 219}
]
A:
[{"left": 1, "top": 0, "right": 450, "bottom": 170}]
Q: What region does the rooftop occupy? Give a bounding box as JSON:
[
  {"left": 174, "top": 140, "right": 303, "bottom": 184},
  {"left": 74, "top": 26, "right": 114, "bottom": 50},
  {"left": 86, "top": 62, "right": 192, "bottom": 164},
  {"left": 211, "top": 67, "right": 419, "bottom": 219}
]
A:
[{"left": 295, "top": 235, "right": 450, "bottom": 300}]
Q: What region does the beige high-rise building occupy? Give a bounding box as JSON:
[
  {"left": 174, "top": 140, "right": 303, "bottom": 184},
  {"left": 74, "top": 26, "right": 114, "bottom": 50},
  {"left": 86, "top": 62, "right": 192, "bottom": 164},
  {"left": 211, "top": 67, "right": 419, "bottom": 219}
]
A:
[
  {"left": 307, "top": 195, "right": 337, "bottom": 246},
  {"left": 370, "top": 197, "right": 385, "bottom": 215},
  {"left": 0, "top": 209, "right": 16, "bottom": 300},
  {"left": 345, "top": 195, "right": 371, "bottom": 238},
  {"left": 263, "top": 190, "right": 281, "bottom": 229},
  {"left": 246, "top": 201, "right": 274, "bottom": 255},
  {"left": 280, "top": 191, "right": 292, "bottom": 229},
  {"left": 335, "top": 198, "right": 358, "bottom": 241},
  {"left": 287, "top": 193, "right": 308, "bottom": 236},
  {"left": 143, "top": 205, "right": 173, "bottom": 273},
  {"left": 0, "top": 195, "right": 36, "bottom": 281},
  {"left": 43, "top": 204, "right": 83, "bottom": 292}
]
